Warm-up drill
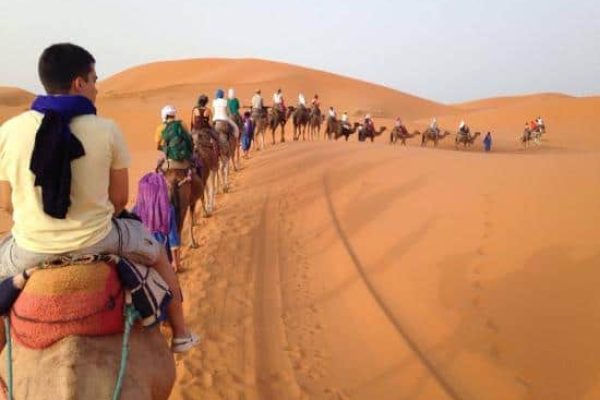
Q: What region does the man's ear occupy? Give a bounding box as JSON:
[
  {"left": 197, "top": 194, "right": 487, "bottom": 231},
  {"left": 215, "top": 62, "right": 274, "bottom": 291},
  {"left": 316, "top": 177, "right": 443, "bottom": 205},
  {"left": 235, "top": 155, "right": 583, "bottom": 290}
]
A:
[{"left": 70, "top": 76, "right": 84, "bottom": 94}]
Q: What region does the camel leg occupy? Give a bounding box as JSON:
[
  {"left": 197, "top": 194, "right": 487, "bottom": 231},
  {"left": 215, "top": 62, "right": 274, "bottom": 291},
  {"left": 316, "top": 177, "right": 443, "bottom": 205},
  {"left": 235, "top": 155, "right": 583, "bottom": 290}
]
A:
[
  {"left": 280, "top": 125, "right": 285, "bottom": 143},
  {"left": 189, "top": 201, "right": 198, "bottom": 249},
  {"left": 204, "top": 170, "right": 215, "bottom": 216},
  {"left": 271, "top": 128, "right": 276, "bottom": 145},
  {"left": 220, "top": 158, "right": 230, "bottom": 193}
]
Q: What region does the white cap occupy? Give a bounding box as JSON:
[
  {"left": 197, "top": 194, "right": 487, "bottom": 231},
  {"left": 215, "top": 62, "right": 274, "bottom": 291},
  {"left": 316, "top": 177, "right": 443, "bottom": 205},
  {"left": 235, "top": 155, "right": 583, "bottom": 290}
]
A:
[
  {"left": 161, "top": 105, "right": 176, "bottom": 122},
  {"left": 365, "top": 114, "right": 371, "bottom": 119},
  {"left": 459, "top": 120, "right": 465, "bottom": 128},
  {"left": 228, "top": 88, "right": 235, "bottom": 99}
]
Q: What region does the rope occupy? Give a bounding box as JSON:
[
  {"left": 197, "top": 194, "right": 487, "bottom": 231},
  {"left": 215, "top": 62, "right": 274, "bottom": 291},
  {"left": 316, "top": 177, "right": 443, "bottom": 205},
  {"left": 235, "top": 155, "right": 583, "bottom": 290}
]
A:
[
  {"left": 112, "top": 303, "right": 139, "bottom": 400},
  {"left": 3, "top": 317, "right": 13, "bottom": 400}
]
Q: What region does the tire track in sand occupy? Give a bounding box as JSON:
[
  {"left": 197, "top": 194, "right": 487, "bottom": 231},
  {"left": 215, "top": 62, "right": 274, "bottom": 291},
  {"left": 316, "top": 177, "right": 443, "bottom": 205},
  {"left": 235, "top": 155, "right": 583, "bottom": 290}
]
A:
[
  {"left": 253, "top": 194, "right": 305, "bottom": 399},
  {"left": 323, "top": 173, "right": 464, "bottom": 400}
]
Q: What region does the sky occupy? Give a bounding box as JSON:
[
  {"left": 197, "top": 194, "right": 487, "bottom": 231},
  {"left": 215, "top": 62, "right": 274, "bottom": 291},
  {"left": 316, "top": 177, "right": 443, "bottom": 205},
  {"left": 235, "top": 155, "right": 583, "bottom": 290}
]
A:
[{"left": 1, "top": 0, "right": 599, "bottom": 103}]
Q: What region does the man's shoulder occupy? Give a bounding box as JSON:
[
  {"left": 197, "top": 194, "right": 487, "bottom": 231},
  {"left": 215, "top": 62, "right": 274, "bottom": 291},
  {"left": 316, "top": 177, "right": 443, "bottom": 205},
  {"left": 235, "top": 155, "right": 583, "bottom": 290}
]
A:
[
  {"left": 0, "top": 110, "right": 41, "bottom": 133},
  {"left": 72, "top": 114, "right": 121, "bottom": 138}
]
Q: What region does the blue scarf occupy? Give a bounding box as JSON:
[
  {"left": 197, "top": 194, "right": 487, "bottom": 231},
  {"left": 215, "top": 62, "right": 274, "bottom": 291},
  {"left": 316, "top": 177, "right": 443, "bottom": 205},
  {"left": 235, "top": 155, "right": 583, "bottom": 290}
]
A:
[{"left": 30, "top": 95, "right": 96, "bottom": 219}]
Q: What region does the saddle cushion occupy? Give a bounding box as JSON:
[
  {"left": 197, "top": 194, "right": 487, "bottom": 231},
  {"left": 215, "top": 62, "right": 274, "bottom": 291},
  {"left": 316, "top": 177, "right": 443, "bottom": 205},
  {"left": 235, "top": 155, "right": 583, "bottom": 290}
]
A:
[{"left": 10, "top": 262, "right": 124, "bottom": 349}]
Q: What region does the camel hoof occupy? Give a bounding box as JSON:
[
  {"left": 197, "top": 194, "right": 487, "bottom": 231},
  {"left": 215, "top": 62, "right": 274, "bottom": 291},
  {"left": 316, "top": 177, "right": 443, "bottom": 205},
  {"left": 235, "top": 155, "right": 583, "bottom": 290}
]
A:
[
  {"left": 190, "top": 243, "right": 199, "bottom": 249},
  {"left": 223, "top": 187, "right": 230, "bottom": 193}
]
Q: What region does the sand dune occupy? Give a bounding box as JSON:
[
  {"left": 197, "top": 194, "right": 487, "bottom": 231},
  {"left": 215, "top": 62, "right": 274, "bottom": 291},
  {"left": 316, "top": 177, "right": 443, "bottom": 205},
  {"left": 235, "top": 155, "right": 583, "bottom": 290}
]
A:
[
  {"left": 1, "top": 58, "right": 599, "bottom": 399},
  {"left": 0, "top": 87, "right": 34, "bottom": 123}
]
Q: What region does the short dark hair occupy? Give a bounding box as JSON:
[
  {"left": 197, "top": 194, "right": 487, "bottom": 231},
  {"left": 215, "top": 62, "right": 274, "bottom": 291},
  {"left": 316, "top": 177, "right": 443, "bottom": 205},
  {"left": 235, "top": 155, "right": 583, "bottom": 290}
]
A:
[{"left": 38, "top": 43, "right": 95, "bottom": 94}]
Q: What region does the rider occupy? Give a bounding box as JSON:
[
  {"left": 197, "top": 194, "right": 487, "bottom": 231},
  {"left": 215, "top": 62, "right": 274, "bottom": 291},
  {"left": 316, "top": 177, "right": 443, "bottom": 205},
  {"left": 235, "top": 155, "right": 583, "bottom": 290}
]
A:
[
  {"left": 395, "top": 117, "right": 403, "bottom": 128},
  {"left": 0, "top": 43, "right": 197, "bottom": 353},
  {"left": 191, "top": 94, "right": 213, "bottom": 131},
  {"left": 529, "top": 119, "right": 538, "bottom": 133},
  {"left": 156, "top": 105, "right": 195, "bottom": 167},
  {"left": 458, "top": 120, "right": 470, "bottom": 137},
  {"left": 340, "top": 111, "right": 350, "bottom": 130},
  {"left": 328, "top": 106, "right": 337, "bottom": 119},
  {"left": 430, "top": 117, "right": 440, "bottom": 137},
  {"left": 227, "top": 88, "right": 242, "bottom": 127},
  {"left": 364, "top": 114, "right": 375, "bottom": 134},
  {"left": 536, "top": 116, "right": 545, "bottom": 132},
  {"left": 213, "top": 88, "right": 240, "bottom": 138},
  {"left": 273, "top": 88, "right": 285, "bottom": 113},
  {"left": 251, "top": 89, "right": 265, "bottom": 118},
  {"left": 298, "top": 93, "right": 306, "bottom": 109},
  {"left": 311, "top": 94, "right": 320, "bottom": 110}
]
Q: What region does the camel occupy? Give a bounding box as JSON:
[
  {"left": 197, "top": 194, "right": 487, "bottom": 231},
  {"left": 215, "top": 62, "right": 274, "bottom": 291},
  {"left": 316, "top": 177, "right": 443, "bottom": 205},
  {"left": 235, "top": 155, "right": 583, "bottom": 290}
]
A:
[
  {"left": 213, "top": 121, "right": 235, "bottom": 193},
  {"left": 191, "top": 127, "right": 220, "bottom": 217},
  {"left": 0, "top": 263, "right": 176, "bottom": 400},
  {"left": 292, "top": 105, "right": 311, "bottom": 141},
  {"left": 358, "top": 125, "right": 387, "bottom": 142},
  {"left": 324, "top": 116, "right": 338, "bottom": 140},
  {"left": 251, "top": 108, "right": 268, "bottom": 151},
  {"left": 334, "top": 122, "right": 361, "bottom": 141},
  {"left": 268, "top": 106, "right": 293, "bottom": 144},
  {"left": 521, "top": 127, "right": 542, "bottom": 149},
  {"left": 389, "top": 126, "right": 421, "bottom": 145},
  {"left": 308, "top": 106, "right": 324, "bottom": 140},
  {"left": 162, "top": 164, "right": 204, "bottom": 248},
  {"left": 455, "top": 131, "right": 481, "bottom": 148},
  {"left": 420, "top": 128, "right": 452, "bottom": 147}
]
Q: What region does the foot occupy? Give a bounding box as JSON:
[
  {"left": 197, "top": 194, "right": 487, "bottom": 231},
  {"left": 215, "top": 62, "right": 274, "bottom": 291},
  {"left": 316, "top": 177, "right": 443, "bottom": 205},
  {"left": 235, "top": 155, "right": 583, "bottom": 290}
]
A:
[{"left": 172, "top": 332, "right": 200, "bottom": 353}]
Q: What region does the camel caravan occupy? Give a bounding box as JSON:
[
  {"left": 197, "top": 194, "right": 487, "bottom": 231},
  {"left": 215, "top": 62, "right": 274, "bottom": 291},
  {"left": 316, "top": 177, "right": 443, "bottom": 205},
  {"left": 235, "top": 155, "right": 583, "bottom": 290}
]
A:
[{"left": 0, "top": 43, "right": 549, "bottom": 400}]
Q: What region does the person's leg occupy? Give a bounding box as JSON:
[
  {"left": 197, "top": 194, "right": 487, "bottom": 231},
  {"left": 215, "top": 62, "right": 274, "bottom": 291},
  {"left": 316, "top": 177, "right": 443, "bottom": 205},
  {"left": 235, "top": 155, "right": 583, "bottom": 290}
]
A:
[
  {"left": 80, "top": 220, "right": 194, "bottom": 342},
  {"left": 150, "top": 248, "right": 187, "bottom": 338}
]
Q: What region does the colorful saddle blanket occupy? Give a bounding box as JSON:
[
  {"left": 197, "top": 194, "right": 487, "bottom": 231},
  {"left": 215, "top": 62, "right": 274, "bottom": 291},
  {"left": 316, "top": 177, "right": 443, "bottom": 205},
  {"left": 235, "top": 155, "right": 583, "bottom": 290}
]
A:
[{"left": 9, "top": 261, "right": 124, "bottom": 349}]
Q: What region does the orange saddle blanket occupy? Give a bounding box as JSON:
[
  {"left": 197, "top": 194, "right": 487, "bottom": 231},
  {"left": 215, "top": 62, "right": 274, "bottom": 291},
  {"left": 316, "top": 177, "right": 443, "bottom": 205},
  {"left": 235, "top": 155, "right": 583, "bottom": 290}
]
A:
[{"left": 9, "top": 262, "right": 125, "bottom": 349}]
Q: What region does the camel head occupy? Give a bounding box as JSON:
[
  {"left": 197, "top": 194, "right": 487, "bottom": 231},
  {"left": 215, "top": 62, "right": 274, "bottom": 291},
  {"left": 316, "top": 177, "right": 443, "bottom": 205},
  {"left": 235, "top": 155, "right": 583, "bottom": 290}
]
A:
[{"left": 375, "top": 126, "right": 387, "bottom": 136}]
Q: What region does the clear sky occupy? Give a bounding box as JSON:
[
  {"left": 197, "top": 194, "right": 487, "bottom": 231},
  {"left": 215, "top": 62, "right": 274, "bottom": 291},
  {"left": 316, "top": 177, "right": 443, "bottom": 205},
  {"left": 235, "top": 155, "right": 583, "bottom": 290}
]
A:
[{"left": 1, "top": 0, "right": 599, "bottom": 103}]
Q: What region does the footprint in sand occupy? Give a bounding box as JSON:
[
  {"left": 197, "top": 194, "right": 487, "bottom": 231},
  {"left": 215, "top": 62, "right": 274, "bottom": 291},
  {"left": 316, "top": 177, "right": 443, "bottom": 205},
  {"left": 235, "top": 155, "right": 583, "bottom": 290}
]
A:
[{"left": 485, "top": 318, "right": 500, "bottom": 333}]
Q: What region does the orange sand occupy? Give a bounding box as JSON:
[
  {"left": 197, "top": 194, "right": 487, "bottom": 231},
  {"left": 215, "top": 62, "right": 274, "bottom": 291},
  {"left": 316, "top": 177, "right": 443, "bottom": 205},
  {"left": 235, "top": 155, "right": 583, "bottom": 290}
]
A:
[{"left": 1, "top": 58, "right": 599, "bottom": 400}]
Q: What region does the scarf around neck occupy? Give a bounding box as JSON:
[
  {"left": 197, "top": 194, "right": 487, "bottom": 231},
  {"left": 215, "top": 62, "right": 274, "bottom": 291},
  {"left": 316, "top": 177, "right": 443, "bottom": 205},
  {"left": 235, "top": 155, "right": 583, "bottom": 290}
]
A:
[{"left": 30, "top": 95, "right": 97, "bottom": 219}]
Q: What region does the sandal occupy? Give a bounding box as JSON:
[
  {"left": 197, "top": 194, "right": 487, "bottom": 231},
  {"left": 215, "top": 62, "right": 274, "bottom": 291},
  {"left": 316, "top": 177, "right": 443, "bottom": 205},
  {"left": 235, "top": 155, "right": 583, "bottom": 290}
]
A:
[{"left": 171, "top": 332, "right": 200, "bottom": 353}]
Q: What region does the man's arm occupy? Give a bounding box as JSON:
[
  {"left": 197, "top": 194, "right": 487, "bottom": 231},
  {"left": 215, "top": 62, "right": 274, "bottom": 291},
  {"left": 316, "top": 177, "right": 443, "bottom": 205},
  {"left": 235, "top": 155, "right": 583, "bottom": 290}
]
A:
[
  {"left": 0, "top": 181, "right": 13, "bottom": 215},
  {"left": 109, "top": 169, "right": 128, "bottom": 215}
]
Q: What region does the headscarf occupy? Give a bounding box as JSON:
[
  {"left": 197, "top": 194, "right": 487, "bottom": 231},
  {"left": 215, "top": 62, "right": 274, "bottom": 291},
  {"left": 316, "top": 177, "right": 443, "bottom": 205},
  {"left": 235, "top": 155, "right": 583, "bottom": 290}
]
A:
[{"left": 134, "top": 172, "right": 171, "bottom": 235}]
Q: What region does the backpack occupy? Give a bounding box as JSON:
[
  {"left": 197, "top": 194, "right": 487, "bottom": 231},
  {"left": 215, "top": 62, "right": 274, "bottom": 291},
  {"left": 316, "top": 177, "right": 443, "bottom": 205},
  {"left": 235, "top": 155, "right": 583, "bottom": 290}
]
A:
[{"left": 161, "top": 120, "right": 193, "bottom": 161}]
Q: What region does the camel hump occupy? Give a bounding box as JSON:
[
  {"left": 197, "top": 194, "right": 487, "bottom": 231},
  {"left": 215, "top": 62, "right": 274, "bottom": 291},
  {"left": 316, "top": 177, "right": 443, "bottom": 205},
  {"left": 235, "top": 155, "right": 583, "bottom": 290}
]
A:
[{"left": 1, "top": 328, "right": 175, "bottom": 400}]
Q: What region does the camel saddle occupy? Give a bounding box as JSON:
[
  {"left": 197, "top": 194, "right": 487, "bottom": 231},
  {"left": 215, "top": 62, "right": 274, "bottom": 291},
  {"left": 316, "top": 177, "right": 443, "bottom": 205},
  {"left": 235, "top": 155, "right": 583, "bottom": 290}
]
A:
[{"left": 9, "top": 261, "right": 125, "bottom": 349}]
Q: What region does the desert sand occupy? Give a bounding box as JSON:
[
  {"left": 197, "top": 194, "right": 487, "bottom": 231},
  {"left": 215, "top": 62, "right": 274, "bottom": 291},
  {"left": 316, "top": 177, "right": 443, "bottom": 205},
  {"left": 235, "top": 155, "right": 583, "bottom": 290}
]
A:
[{"left": 1, "top": 58, "right": 599, "bottom": 400}]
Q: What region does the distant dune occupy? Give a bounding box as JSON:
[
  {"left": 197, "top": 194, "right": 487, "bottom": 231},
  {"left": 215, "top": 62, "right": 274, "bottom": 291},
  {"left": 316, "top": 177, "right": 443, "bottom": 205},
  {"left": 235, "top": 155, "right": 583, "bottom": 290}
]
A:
[
  {"left": 99, "top": 58, "right": 457, "bottom": 120},
  {"left": 0, "top": 87, "right": 35, "bottom": 122}
]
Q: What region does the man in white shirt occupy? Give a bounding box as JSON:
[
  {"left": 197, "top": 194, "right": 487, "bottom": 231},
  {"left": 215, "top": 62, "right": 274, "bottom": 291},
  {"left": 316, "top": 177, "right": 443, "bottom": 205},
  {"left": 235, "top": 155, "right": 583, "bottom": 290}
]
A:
[{"left": 273, "top": 88, "right": 285, "bottom": 112}]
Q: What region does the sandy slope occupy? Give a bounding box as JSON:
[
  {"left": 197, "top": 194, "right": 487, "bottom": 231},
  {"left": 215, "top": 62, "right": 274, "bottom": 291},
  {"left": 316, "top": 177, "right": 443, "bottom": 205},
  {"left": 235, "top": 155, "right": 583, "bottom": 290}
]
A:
[
  {"left": 170, "top": 140, "right": 600, "bottom": 400},
  {"left": 1, "top": 59, "right": 600, "bottom": 399}
]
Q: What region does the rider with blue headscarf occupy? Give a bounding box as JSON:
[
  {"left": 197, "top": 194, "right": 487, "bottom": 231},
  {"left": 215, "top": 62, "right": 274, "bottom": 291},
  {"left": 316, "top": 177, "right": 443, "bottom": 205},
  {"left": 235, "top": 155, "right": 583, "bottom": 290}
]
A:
[{"left": 212, "top": 88, "right": 240, "bottom": 139}]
